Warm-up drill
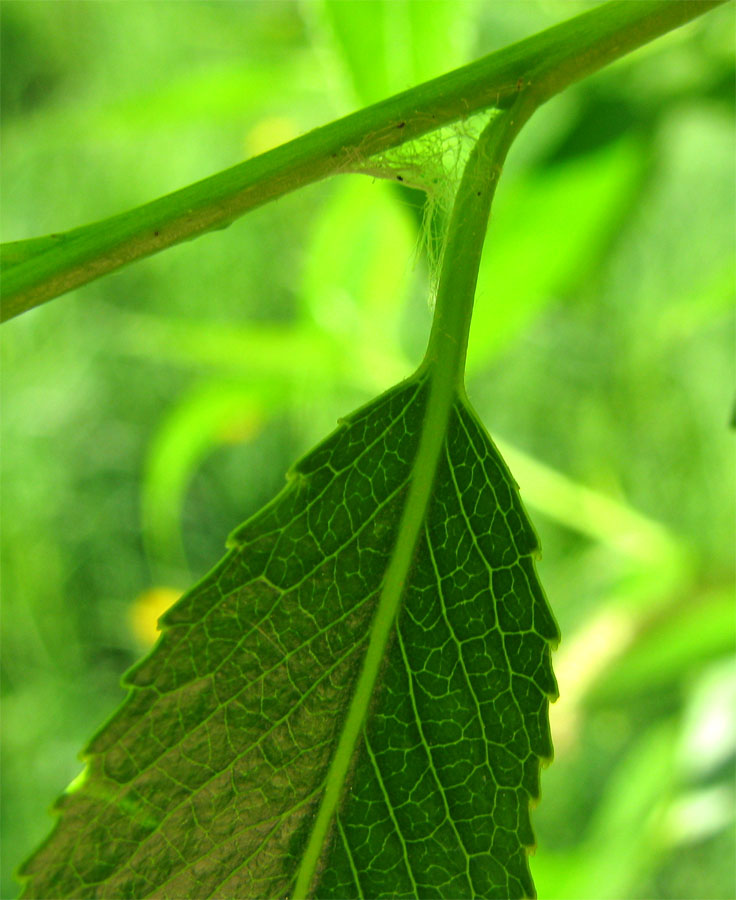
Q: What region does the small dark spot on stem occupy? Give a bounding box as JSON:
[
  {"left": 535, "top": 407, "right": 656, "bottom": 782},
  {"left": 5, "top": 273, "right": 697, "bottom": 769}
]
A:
[
  {"left": 516, "top": 77, "right": 524, "bottom": 91},
  {"left": 396, "top": 175, "right": 404, "bottom": 182},
  {"left": 397, "top": 121, "right": 405, "bottom": 129},
  {"left": 476, "top": 191, "right": 481, "bottom": 197},
  {"left": 154, "top": 230, "right": 160, "bottom": 237}
]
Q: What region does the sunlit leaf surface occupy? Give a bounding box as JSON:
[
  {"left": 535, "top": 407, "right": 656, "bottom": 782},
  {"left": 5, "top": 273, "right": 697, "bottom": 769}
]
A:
[{"left": 20, "top": 373, "right": 558, "bottom": 899}]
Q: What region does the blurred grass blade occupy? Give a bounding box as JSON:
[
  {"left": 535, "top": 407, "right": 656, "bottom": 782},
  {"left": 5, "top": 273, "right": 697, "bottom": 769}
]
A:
[
  {"left": 588, "top": 588, "right": 736, "bottom": 702},
  {"left": 496, "top": 436, "right": 681, "bottom": 564},
  {"left": 533, "top": 722, "right": 679, "bottom": 900},
  {"left": 321, "top": 0, "right": 474, "bottom": 105},
  {"left": 101, "top": 309, "right": 344, "bottom": 380},
  {"left": 142, "top": 382, "right": 269, "bottom": 577},
  {"left": 300, "top": 176, "right": 415, "bottom": 372},
  {"left": 469, "top": 138, "right": 642, "bottom": 368}
]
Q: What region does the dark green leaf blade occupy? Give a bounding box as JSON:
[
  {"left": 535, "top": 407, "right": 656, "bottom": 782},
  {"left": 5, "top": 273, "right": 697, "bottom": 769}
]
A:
[
  {"left": 19, "top": 374, "right": 557, "bottom": 900},
  {"left": 315, "top": 400, "right": 558, "bottom": 900}
]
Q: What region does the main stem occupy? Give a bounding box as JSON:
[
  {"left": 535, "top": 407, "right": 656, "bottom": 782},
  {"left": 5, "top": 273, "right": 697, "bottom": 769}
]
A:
[
  {"left": 291, "top": 105, "right": 525, "bottom": 900},
  {"left": 1, "top": 0, "right": 726, "bottom": 321}
]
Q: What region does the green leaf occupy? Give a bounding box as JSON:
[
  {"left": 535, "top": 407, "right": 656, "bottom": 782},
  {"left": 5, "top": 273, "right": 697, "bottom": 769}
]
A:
[
  {"left": 19, "top": 370, "right": 558, "bottom": 899},
  {"left": 19, "top": 77, "right": 547, "bottom": 900}
]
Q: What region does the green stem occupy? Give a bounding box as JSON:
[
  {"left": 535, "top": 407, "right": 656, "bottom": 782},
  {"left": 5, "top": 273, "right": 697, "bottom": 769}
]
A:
[
  {"left": 1, "top": 0, "right": 726, "bottom": 322},
  {"left": 422, "top": 104, "right": 531, "bottom": 388}
]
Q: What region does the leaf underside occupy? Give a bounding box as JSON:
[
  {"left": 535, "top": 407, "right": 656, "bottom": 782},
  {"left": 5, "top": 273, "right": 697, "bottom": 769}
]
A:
[{"left": 20, "top": 372, "right": 558, "bottom": 900}]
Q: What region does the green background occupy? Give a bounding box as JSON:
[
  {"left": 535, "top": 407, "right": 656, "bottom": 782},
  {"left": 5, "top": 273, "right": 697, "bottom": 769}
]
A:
[{"left": 1, "top": 2, "right": 734, "bottom": 898}]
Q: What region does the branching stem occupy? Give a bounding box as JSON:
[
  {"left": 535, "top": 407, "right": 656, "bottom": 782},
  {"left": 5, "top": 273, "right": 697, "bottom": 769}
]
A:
[{"left": 0, "top": 0, "right": 726, "bottom": 322}]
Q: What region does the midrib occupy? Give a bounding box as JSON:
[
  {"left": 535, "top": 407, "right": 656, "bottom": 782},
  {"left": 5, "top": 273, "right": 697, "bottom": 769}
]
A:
[
  {"left": 290, "top": 360, "right": 456, "bottom": 899},
  {"left": 292, "top": 110, "right": 516, "bottom": 898}
]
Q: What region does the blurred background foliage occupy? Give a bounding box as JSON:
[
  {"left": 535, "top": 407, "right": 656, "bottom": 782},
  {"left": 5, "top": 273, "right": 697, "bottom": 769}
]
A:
[{"left": 1, "top": 2, "right": 734, "bottom": 898}]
